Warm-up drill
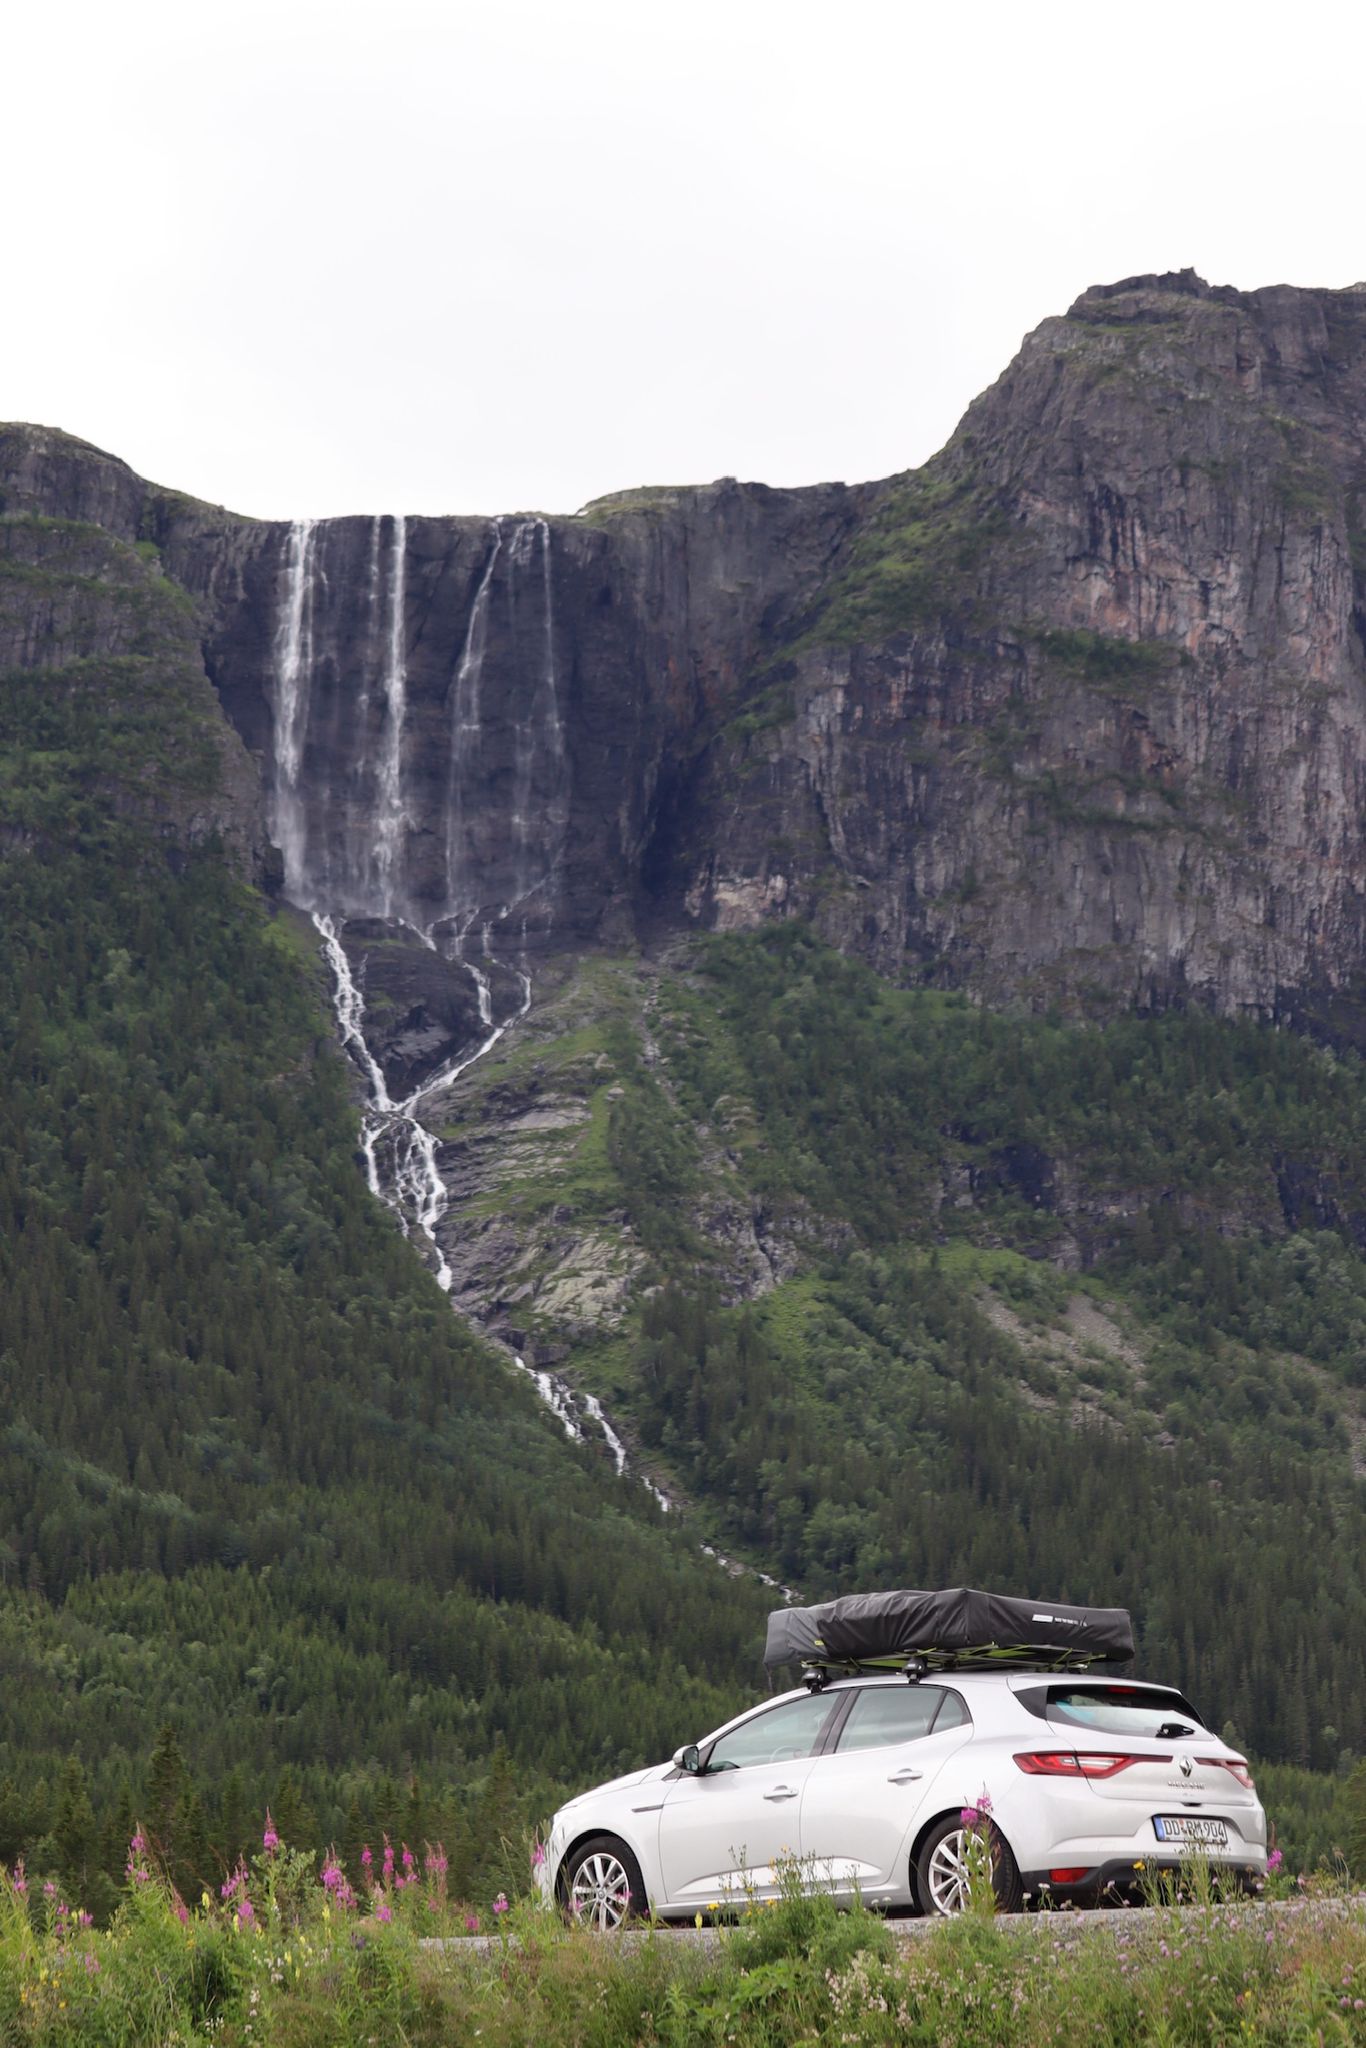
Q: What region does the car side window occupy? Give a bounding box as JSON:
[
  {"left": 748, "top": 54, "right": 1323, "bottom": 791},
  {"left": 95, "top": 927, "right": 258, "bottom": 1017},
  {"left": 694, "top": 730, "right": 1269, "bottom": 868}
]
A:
[
  {"left": 706, "top": 1692, "right": 840, "bottom": 1771},
  {"left": 835, "top": 1685, "right": 969, "bottom": 1752}
]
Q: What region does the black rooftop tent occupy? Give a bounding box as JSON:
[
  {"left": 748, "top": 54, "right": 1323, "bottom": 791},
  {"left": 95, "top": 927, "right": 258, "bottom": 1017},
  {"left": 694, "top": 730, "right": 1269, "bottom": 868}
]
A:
[{"left": 765, "top": 1587, "right": 1134, "bottom": 1675}]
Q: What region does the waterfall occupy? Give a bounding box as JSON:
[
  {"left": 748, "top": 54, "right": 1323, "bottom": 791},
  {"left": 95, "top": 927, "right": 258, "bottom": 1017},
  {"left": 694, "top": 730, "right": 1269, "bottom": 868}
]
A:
[
  {"left": 444, "top": 522, "right": 502, "bottom": 919},
  {"left": 313, "top": 907, "right": 530, "bottom": 1295},
  {"left": 372, "top": 515, "right": 408, "bottom": 919},
  {"left": 271, "top": 520, "right": 320, "bottom": 902},
  {"left": 509, "top": 517, "right": 567, "bottom": 907},
  {"left": 270, "top": 510, "right": 675, "bottom": 1522}
]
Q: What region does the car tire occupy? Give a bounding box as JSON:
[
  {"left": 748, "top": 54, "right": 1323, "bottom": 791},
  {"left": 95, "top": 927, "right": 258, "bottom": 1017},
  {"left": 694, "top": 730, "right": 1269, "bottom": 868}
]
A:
[
  {"left": 561, "top": 1834, "right": 649, "bottom": 1930},
  {"left": 915, "top": 1814, "right": 1024, "bottom": 1917}
]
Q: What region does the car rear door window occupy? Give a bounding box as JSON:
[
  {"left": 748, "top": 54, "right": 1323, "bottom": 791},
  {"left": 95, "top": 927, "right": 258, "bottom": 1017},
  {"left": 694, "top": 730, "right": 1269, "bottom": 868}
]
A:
[
  {"left": 706, "top": 1691, "right": 841, "bottom": 1770},
  {"left": 834, "top": 1685, "right": 969, "bottom": 1752},
  {"left": 1032, "top": 1685, "right": 1207, "bottom": 1736}
]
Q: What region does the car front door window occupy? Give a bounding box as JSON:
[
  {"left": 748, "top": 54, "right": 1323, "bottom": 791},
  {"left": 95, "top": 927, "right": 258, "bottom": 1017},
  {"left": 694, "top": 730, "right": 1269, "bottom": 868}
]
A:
[{"left": 706, "top": 1692, "right": 839, "bottom": 1771}]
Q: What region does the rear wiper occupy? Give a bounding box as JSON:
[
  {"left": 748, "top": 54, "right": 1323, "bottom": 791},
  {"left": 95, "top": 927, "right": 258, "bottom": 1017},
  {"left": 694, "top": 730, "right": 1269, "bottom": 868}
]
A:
[{"left": 1156, "top": 1722, "right": 1194, "bottom": 1739}]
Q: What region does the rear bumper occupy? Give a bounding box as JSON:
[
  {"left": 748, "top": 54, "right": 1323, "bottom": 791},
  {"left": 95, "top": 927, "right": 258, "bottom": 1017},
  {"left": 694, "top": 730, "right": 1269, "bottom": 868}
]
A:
[{"left": 1021, "top": 1858, "right": 1264, "bottom": 1907}]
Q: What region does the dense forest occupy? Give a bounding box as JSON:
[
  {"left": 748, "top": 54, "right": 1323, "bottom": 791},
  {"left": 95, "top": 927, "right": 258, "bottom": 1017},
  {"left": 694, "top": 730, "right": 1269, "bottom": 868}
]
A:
[{"left": 4, "top": 509, "right": 1366, "bottom": 1909}]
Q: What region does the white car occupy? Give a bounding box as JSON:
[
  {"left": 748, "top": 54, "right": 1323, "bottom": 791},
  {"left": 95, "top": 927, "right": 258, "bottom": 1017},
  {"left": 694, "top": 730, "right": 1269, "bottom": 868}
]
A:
[{"left": 538, "top": 1670, "right": 1267, "bottom": 1924}]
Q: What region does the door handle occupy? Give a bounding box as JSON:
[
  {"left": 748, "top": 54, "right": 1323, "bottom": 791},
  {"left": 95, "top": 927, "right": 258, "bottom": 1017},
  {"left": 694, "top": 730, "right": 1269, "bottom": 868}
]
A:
[
  {"left": 762, "top": 1785, "right": 800, "bottom": 1801},
  {"left": 887, "top": 1768, "right": 924, "bottom": 1784}
]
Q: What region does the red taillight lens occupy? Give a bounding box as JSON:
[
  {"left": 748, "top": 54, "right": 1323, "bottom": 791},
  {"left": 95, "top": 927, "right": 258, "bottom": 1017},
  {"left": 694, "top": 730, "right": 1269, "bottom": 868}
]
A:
[
  {"left": 1199, "top": 1755, "right": 1255, "bottom": 1789},
  {"left": 1014, "top": 1751, "right": 1171, "bottom": 1779},
  {"left": 1048, "top": 1867, "right": 1093, "bottom": 1883}
]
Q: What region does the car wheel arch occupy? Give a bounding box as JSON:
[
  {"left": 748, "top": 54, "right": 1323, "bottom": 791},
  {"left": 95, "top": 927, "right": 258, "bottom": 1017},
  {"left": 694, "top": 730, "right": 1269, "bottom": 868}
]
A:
[{"left": 907, "top": 1806, "right": 1019, "bottom": 1910}]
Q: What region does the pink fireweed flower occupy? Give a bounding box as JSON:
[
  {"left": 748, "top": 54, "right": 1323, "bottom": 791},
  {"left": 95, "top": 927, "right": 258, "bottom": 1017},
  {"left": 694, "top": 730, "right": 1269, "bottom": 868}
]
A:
[
  {"left": 262, "top": 1811, "right": 280, "bottom": 1855},
  {"left": 12, "top": 1859, "right": 28, "bottom": 1897},
  {"left": 493, "top": 1893, "right": 510, "bottom": 1916},
  {"left": 236, "top": 1896, "right": 254, "bottom": 1928},
  {"left": 375, "top": 1899, "right": 392, "bottom": 1923},
  {"left": 1267, "top": 1848, "right": 1284, "bottom": 1872},
  {"left": 77, "top": 1910, "right": 93, "bottom": 1929},
  {"left": 531, "top": 1841, "right": 546, "bottom": 1870},
  {"left": 322, "top": 1860, "right": 343, "bottom": 1892},
  {"left": 382, "top": 1838, "right": 395, "bottom": 1883},
  {"left": 43, "top": 1880, "right": 56, "bottom": 1899},
  {"left": 960, "top": 1806, "right": 982, "bottom": 1828},
  {"left": 361, "top": 1846, "right": 373, "bottom": 1872},
  {"left": 464, "top": 1911, "right": 479, "bottom": 1933},
  {"left": 402, "top": 1845, "right": 415, "bottom": 1872},
  {"left": 174, "top": 1897, "right": 190, "bottom": 1926}
]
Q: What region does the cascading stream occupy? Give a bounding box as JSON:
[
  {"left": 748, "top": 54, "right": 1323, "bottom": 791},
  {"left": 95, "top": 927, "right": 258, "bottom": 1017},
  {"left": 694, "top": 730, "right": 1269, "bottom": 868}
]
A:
[
  {"left": 275, "top": 510, "right": 689, "bottom": 1523},
  {"left": 373, "top": 514, "right": 409, "bottom": 918}
]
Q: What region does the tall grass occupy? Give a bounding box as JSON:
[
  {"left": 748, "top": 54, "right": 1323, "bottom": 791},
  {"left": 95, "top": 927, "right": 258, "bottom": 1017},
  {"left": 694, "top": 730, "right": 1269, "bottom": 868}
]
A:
[{"left": 1, "top": 1827, "right": 1363, "bottom": 2045}]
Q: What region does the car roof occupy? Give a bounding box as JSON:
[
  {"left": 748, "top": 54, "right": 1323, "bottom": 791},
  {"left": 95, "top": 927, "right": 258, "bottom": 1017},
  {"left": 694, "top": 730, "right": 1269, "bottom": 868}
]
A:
[{"left": 764, "top": 1670, "right": 1180, "bottom": 1707}]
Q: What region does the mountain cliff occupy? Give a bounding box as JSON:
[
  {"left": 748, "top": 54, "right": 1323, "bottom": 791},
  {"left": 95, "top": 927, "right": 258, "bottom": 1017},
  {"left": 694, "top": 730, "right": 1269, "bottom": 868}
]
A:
[
  {"left": 7, "top": 276, "right": 1366, "bottom": 1878},
  {"left": 11, "top": 269, "right": 1366, "bottom": 1047}
]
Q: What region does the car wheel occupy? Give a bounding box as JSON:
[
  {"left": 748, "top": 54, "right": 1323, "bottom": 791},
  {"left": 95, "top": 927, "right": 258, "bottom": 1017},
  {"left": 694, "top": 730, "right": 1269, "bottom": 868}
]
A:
[
  {"left": 561, "top": 1834, "right": 649, "bottom": 1930},
  {"left": 916, "top": 1815, "right": 1023, "bottom": 1917}
]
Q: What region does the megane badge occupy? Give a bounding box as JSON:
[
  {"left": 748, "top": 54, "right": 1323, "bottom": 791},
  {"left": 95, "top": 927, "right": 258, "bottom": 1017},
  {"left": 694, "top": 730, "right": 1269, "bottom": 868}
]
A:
[{"left": 1179, "top": 1755, "right": 1193, "bottom": 1779}]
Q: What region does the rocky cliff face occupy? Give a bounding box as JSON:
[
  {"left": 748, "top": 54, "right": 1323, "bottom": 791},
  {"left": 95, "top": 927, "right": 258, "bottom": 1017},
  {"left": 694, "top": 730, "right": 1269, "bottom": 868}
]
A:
[
  {"left": 670, "top": 272, "right": 1366, "bottom": 1037},
  {"left": 9, "top": 268, "right": 1366, "bottom": 1047}
]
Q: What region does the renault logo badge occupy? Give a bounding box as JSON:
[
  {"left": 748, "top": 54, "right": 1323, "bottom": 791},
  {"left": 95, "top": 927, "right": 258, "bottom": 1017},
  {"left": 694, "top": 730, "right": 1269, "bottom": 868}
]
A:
[{"left": 1179, "top": 1755, "right": 1193, "bottom": 1779}]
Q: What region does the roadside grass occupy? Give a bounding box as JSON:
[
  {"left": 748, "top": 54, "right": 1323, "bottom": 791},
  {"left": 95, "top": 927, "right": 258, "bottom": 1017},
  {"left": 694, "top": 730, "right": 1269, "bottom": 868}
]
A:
[{"left": 4, "top": 1831, "right": 1365, "bottom": 2046}]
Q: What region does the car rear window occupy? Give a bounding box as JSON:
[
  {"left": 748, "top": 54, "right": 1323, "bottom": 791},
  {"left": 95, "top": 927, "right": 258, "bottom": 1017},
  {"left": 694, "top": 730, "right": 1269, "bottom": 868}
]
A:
[
  {"left": 834, "top": 1685, "right": 970, "bottom": 1752},
  {"left": 1018, "top": 1683, "right": 1206, "bottom": 1737}
]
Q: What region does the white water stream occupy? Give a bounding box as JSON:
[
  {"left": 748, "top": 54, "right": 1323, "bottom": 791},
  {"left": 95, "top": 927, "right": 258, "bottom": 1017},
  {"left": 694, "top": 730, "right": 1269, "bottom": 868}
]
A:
[{"left": 272, "top": 514, "right": 719, "bottom": 1535}]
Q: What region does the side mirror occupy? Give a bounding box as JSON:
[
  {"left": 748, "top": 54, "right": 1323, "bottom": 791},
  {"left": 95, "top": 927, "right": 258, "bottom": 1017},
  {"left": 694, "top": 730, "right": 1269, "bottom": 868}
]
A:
[{"left": 672, "top": 1744, "right": 701, "bottom": 1774}]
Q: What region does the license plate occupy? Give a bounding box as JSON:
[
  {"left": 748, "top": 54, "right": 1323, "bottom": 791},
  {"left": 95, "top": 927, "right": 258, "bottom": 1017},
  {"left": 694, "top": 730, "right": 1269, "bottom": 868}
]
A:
[{"left": 1153, "top": 1816, "right": 1228, "bottom": 1846}]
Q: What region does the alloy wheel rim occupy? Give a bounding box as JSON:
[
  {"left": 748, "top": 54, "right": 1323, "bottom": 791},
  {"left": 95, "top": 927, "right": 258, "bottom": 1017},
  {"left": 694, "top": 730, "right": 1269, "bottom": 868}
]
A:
[
  {"left": 926, "top": 1828, "right": 973, "bottom": 1914},
  {"left": 570, "top": 1851, "right": 632, "bottom": 1930}
]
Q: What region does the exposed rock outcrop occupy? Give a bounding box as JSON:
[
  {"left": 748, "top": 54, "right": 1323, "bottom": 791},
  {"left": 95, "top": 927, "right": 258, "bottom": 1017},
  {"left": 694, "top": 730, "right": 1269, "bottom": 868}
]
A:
[{"left": 9, "top": 270, "right": 1366, "bottom": 1037}]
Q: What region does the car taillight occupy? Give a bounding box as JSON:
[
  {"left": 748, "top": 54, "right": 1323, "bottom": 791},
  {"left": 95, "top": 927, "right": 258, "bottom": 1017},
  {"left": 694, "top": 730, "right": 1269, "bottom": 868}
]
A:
[
  {"left": 1014, "top": 1751, "right": 1171, "bottom": 1779},
  {"left": 1200, "top": 1755, "right": 1255, "bottom": 1789}
]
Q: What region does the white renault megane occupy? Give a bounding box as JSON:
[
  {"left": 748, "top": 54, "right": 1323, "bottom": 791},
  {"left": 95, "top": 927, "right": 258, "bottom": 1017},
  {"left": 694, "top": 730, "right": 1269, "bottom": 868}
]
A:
[{"left": 537, "top": 1670, "right": 1267, "bottom": 1925}]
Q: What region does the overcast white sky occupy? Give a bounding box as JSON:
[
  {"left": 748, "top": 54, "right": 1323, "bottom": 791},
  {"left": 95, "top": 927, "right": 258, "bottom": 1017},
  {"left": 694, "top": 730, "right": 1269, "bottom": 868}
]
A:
[{"left": 5, "top": 0, "right": 1363, "bottom": 520}]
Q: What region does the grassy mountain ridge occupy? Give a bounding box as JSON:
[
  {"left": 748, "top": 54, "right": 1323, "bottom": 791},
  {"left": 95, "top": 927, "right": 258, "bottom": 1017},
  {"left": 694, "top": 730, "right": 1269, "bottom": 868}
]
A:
[
  {"left": 438, "top": 929, "right": 1366, "bottom": 1786},
  {"left": 3, "top": 479, "right": 1366, "bottom": 1902},
  {"left": 0, "top": 519, "right": 773, "bottom": 1911}
]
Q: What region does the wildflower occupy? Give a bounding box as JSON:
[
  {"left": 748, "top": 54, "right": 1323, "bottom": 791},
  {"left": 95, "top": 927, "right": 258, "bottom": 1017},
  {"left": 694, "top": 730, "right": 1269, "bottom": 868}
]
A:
[
  {"left": 960, "top": 1805, "right": 982, "bottom": 1828},
  {"left": 322, "top": 1860, "right": 343, "bottom": 1892},
  {"left": 262, "top": 1811, "right": 280, "bottom": 1855},
  {"left": 237, "top": 1897, "right": 255, "bottom": 1929},
  {"left": 361, "top": 1846, "right": 373, "bottom": 1874},
  {"left": 376, "top": 1900, "right": 392, "bottom": 1923},
  {"left": 1267, "top": 1849, "right": 1284, "bottom": 1873},
  {"left": 43, "top": 1880, "right": 56, "bottom": 1899},
  {"left": 12, "top": 1860, "right": 27, "bottom": 1897},
  {"left": 530, "top": 1841, "right": 546, "bottom": 1870},
  {"left": 382, "top": 1838, "right": 395, "bottom": 1884},
  {"left": 83, "top": 1953, "right": 99, "bottom": 1976},
  {"left": 465, "top": 1911, "right": 480, "bottom": 1932},
  {"left": 402, "top": 1845, "right": 415, "bottom": 1873},
  {"left": 493, "top": 1893, "right": 509, "bottom": 1916},
  {"left": 77, "top": 1910, "right": 93, "bottom": 1929}
]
